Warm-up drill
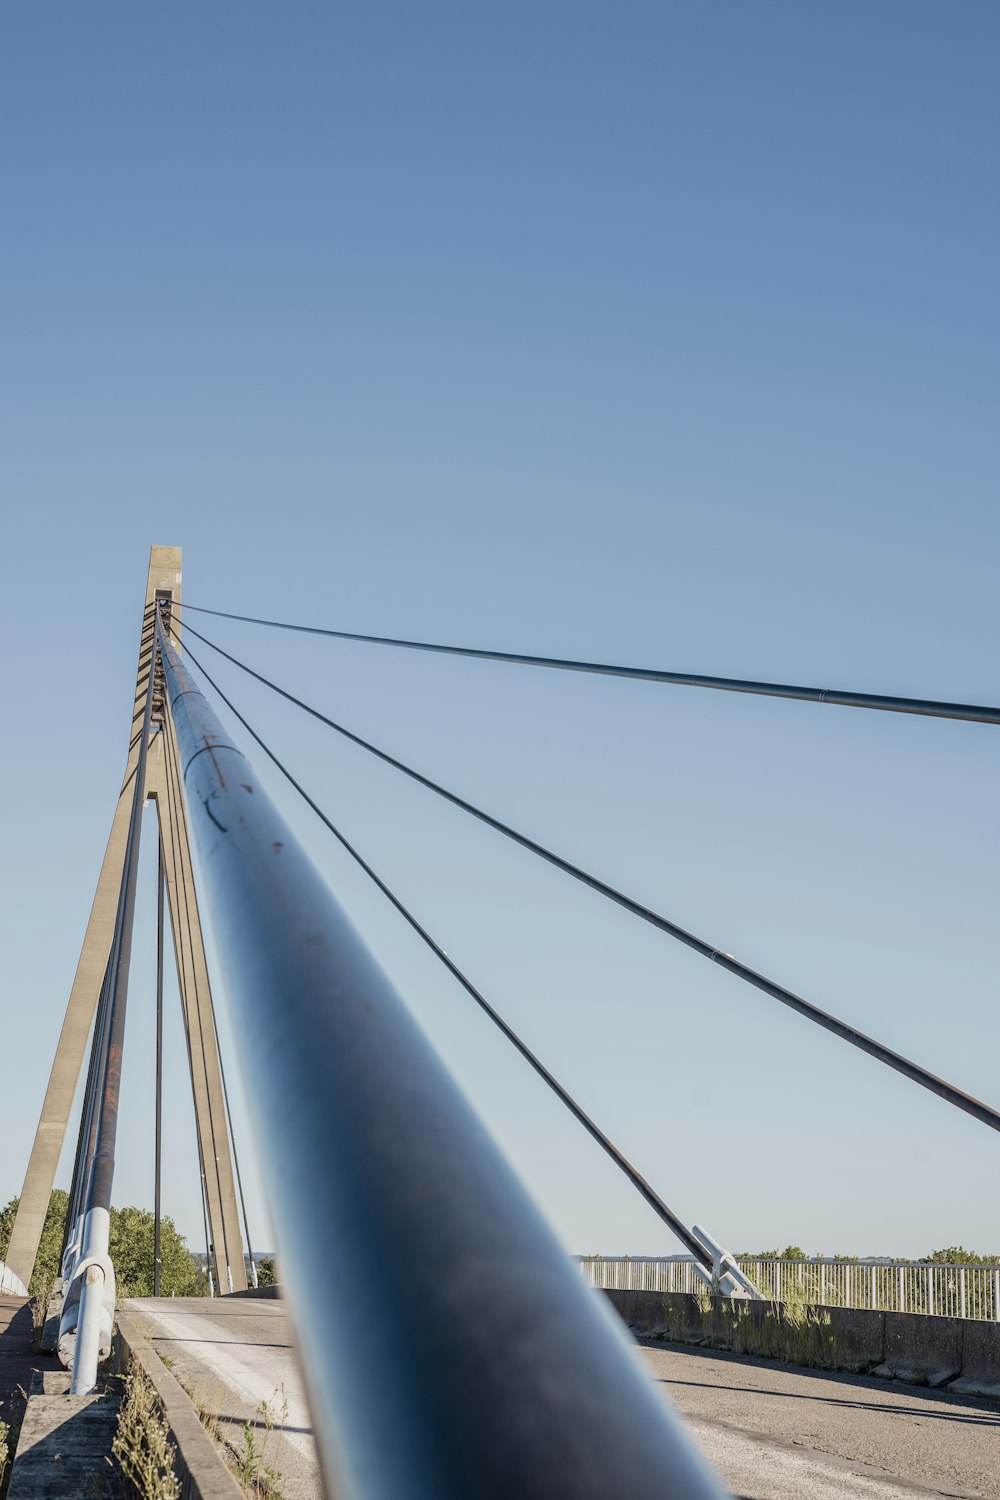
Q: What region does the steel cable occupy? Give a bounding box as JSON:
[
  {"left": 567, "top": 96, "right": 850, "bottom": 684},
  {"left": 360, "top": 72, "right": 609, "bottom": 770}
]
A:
[
  {"left": 172, "top": 600, "right": 1000, "bottom": 726},
  {"left": 166, "top": 622, "right": 710, "bottom": 1262},
  {"left": 173, "top": 618, "right": 1000, "bottom": 1136}
]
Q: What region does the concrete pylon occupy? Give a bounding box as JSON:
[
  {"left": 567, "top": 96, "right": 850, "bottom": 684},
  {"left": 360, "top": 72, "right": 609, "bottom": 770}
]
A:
[
  {"left": 6, "top": 547, "right": 247, "bottom": 1293},
  {"left": 146, "top": 713, "right": 247, "bottom": 1293}
]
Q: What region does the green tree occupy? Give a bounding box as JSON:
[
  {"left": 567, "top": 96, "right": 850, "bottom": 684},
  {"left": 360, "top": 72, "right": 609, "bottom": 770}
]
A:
[
  {"left": 926, "top": 1246, "right": 1000, "bottom": 1266},
  {"left": 256, "top": 1256, "right": 277, "bottom": 1288},
  {"left": 0, "top": 1188, "right": 69, "bottom": 1295},
  {"left": 741, "top": 1247, "right": 811, "bottom": 1260},
  {"left": 108, "top": 1206, "right": 208, "bottom": 1297},
  {"left": 0, "top": 1192, "right": 207, "bottom": 1298}
]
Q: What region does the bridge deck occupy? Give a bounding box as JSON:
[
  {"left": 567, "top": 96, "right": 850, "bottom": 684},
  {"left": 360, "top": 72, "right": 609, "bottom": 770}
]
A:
[
  {"left": 127, "top": 1297, "right": 999, "bottom": 1500},
  {"left": 645, "top": 1340, "right": 998, "bottom": 1500}
]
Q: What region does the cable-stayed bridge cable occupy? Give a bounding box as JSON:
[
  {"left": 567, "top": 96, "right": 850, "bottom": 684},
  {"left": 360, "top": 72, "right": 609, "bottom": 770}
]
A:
[
  {"left": 175, "top": 618, "right": 1000, "bottom": 1136},
  {"left": 168, "top": 624, "right": 709, "bottom": 1262},
  {"left": 172, "top": 601, "right": 1000, "bottom": 726}
]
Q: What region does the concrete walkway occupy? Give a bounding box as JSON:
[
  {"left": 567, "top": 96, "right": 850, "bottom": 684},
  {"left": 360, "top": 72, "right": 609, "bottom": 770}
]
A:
[{"left": 0, "top": 1297, "right": 58, "bottom": 1442}]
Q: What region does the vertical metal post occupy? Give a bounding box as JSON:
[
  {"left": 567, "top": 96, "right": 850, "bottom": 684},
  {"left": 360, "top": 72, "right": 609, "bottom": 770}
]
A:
[
  {"left": 960, "top": 1267, "right": 967, "bottom": 1320},
  {"left": 154, "top": 837, "right": 164, "bottom": 1298}
]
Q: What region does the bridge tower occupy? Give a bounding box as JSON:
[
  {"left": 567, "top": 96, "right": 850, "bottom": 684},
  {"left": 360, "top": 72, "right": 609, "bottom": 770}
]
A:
[{"left": 5, "top": 547, "right": 247, "bottom": 1293}]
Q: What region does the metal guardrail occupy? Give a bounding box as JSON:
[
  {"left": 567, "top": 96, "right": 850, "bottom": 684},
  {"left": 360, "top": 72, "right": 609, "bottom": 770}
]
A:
[
  {"left": 581, "top": 1257, "right": 713, "bottom": 1297},
  {"left": 579, "top": 1256, "right": 1000, "bottom": 1321},
  {"left": 0, "top": 1262, "right": 28, "bottom": 1297},
  {"left": 158, "top": 615, "right": 727, "bottom": 1500}
]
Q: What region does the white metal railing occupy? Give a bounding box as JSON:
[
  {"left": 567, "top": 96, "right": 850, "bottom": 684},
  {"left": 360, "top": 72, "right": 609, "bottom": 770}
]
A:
[
  {"left": 578, "top": 1256, "right": 1000, "bottom": 1321},
  {"left": 0, "top": 1260, "right": 29, "bottom": 1297}
]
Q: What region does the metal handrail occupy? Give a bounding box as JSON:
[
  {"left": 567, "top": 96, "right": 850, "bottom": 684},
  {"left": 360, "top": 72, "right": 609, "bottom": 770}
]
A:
[
  {"left": 580, "top": 1255, "right": 1000, "bottom": 1322},
  {"left": 157, "top": 614, "right": 726, "bottom": 1500}
]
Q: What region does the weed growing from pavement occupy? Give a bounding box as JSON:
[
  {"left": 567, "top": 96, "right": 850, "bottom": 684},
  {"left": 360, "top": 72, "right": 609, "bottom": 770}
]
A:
[
  {"left": 159, "top": 1353, "right": 289, "bottom": 1499},
  {"left": 0, "top": 1418, "right": 10, "bottom": 1500},
  {"left": 29, "top": 1280, "right": 52, "bottom": 1351},
  {"left": 236, "top": 1388, "right": 288, "bottom": 1500},
  {"left": 720, "top": 1295, "right": 837, "bottom": 1368},
  {"left": 661, "top": 1292, "right": 691, "bottom": 1341},
  {"left": 0, "top": 1383, "right": 27, "bottom": 1500},
  {"left": 112, "top": 1358, "right": 181, "bottom": 1500},
  {"left": 190, "top": 1380, "right": 224, "bottom": 1442},
  {"left": 693, "top": 1288, "right": 715, "bottom": 1341},
  {"left": 653, "top": 1289, "right": 839, "bottom": 1369}
]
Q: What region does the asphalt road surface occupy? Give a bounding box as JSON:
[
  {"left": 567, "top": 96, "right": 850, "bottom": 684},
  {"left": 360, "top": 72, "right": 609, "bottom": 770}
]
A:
[
  {"left": 128, "top": 1299, "right": 999, "bottom": 1498},
  {"left": 644, "top": 1341, "right": 998, "bottom": 1499}
]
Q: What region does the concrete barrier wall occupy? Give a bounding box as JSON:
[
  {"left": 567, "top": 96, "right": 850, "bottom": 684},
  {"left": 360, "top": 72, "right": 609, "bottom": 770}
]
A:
[
  {"left": 602, "top": 1289, "right": 1000, "bottom": 1397},
  {"left": 113, "top": 1309, "right": 242, "bottom": 1500}
]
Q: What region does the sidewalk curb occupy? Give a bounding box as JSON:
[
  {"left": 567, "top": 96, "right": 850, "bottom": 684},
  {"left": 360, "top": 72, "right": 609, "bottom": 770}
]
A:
[{"left": 113, "top": 1307, "right": 243, "bottom": 1500}]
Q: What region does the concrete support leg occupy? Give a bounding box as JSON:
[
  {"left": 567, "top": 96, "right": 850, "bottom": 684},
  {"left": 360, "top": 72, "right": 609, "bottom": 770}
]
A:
[
  {"left": 148, "top": 718, "right": 247, "bottom": 1293},
  {"left": 7, "top": 546, "right": 246, "bottom": 1296},
  {"left": 4, "top": 773, "right": 134, "bottom": 1289}
]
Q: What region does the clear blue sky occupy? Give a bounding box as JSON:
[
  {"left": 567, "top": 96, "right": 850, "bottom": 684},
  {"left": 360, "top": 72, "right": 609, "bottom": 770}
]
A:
[{"left": 1, "top": 3, "right": 997, "bottom": 1264}]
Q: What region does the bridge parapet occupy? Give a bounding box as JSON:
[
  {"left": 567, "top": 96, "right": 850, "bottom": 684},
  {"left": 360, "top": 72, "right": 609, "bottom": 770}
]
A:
[
  {"left": 603, "top": 1287, "right": 1000, "bottom": 1395},
  {"left": 581, "top": 1254, "right": 1000, "bottom": 1320}
]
